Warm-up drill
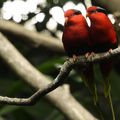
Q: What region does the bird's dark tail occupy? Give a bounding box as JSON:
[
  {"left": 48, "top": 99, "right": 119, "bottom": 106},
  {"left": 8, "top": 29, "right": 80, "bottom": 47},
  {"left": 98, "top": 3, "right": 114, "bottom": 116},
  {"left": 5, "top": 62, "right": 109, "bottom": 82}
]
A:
[
  {"left": 82, "top": 64, "right": 98, "bottom": 105},
  {"left": 100, "top": 60, "right": 116, "bottom": 120}
]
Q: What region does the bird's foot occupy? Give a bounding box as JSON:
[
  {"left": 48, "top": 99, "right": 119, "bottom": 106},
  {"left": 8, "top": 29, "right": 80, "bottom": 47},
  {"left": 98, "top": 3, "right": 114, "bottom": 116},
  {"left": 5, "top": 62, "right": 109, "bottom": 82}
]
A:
[
  {"left": 85, "top": 52, "right": 91, "bottom": 59},
  {"left": 108, "top": 48, "right": 113, "bottom": 54},
  {"left": 90, "top": 52, "right": 95, "bottom": 57},
  {"left": 72, "top": 55, "right": 78, "bottom": 62},
  {"left": 85, "top": 52, "right": 95, "bottom": 60}
]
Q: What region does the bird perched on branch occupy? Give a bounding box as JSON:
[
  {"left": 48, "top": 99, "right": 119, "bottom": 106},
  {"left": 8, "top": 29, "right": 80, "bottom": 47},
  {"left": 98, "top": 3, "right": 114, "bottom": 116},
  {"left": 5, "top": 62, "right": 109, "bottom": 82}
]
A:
[
  {"left": 62, "top": 9, "right": 90, "bottom": 57},
  {"left": 62, "top": 9, "right": 97, "bottom": 104},
  {"left": 86, "top": 6, "right": 118, "bottom": 96},
  {"left": 87, "top": 6, "right": 117, "bottom": 53},
  {"left": 86, "top": 6, "right": 118, "bottom": 119}
]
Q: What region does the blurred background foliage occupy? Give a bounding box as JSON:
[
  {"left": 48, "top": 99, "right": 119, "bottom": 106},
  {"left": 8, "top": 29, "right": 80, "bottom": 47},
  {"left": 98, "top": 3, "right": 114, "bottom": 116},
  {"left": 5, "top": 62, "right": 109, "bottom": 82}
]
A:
[{"left": 0, "top": 0, "right": 120, "bottom": 120}]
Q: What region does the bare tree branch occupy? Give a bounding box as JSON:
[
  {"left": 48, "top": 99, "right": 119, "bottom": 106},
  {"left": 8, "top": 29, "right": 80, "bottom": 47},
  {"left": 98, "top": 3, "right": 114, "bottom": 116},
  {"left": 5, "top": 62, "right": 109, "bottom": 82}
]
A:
[
  {"left": 0, "top": 20, "right": 64, "bottom": 53},
  {"left": 0, "top": 33, "right": 97, "bottom": 120},
  {"left": 0, "top": 34, "right": 119, "bottom": 106},
  {"left": 0, "top": 59, "right": 72, "bottom": 105}
]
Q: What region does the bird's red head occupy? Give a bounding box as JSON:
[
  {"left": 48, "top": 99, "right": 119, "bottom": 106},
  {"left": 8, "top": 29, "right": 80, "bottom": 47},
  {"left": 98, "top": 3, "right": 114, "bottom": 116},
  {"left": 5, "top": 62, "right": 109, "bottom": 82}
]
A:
[
  {"left": 87, "top": 6, "right": 97, "bottom": 14},
  {"left": 86, "top": 6, "right": 106, "bottom": 17},
  {"left": 64, "top": 9, "right": 82, "bottom": 24},
  {"left": 64, "top": 9, "right": 81, "bottom": 17}
]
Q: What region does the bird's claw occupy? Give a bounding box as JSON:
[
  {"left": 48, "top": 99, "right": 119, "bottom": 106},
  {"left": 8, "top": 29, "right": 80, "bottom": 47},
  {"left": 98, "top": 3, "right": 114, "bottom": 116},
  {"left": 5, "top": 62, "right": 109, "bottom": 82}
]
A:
[
  {"left": 108, "top": 48, "right": 113, "bottom": 54},
  {"left": 85, "top": 52, "right": 95, "bottom": 60},
  {"left": 85, "top": 52, "right": 91, "bottom": 59},
  {"left": 72, "top": 55, "right": 78, "bottom": 62},
  {"left": 90, "top": 52, "right": 95, "bottom": 57}
]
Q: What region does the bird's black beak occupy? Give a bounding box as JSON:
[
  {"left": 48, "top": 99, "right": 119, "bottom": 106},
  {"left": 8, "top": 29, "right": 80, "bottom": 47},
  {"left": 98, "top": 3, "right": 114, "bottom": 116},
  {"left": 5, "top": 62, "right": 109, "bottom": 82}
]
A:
[{"left": 96, "top": 7, "right": 107, "bottom": 14}]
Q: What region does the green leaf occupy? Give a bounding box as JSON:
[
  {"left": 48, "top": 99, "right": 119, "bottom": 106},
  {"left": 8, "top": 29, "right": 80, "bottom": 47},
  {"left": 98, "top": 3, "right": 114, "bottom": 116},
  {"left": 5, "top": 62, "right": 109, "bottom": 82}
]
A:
[
  {"left": 0, "top": 106, "right": 20, "bottom": 116},
  {"left": 37, "top": 57, "right": 64, "bottom": 73}
]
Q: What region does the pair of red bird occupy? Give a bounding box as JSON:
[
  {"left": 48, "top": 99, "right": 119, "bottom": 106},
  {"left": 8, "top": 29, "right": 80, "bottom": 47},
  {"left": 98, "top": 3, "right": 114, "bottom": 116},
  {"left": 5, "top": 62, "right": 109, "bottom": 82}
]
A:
[
  {"left": 62, "top": 6, "right": 117, "bottom": 58},
  {"left": 62, "top": 6, "right": 118, "bottom": 101}
]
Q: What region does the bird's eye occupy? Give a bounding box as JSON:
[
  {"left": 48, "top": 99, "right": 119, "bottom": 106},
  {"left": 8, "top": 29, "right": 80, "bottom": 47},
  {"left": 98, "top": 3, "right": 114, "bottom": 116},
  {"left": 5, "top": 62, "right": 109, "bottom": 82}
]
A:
[{"left": 74, "top": 11, "right": 81, "bottom": 15}]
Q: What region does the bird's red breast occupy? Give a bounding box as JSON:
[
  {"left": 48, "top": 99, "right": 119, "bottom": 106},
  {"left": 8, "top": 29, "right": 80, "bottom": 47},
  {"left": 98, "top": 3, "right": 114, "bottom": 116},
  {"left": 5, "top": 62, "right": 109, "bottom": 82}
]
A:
[{"left": 62, "top": 9, "right": 90, "bottom": 57}]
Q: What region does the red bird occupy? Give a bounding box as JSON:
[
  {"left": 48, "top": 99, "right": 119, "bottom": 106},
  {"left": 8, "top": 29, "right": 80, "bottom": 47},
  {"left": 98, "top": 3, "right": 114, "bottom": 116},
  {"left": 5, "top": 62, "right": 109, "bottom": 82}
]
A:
[
  {"left": 62, "top": 9, "right": 97, "bottom": 104},
  {"left": 87, "top": 6, "right": 118, "bottom": 80},
  {"left": 62, "top": 9, "right": 90, "bottom": 57},
  {"left": 87, "top": 6, "right": 117, "bottom": 53},
  {"left": 86, "top": 6, "right": 118, "bottom": 86},
  {"left": 87, "top": 6, "right": 118, "bottom": 119}
]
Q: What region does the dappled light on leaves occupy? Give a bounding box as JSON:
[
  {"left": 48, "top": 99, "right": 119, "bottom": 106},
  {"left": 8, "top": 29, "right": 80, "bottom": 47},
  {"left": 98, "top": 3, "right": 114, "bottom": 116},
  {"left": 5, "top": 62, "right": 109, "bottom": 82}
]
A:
[
  {"left": 35, "top": 13, "right": 45, "bottom": 23},
  {"left": 49, "top": 6, "right": 64, "bottom": 26},
  {"left": 63, "top": 1, "right": 76, "bottom": 11},
  {"left": 46, "top": 18, "right": 57, "bottom": 31}
]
